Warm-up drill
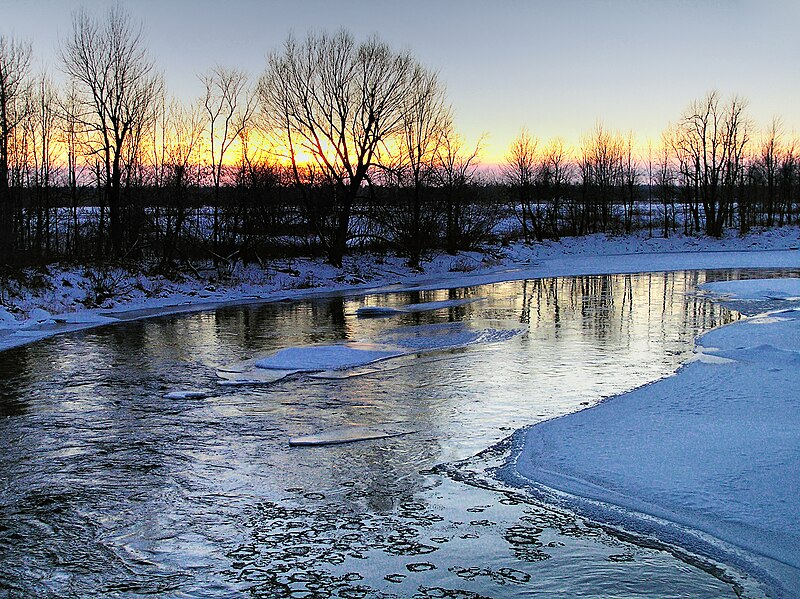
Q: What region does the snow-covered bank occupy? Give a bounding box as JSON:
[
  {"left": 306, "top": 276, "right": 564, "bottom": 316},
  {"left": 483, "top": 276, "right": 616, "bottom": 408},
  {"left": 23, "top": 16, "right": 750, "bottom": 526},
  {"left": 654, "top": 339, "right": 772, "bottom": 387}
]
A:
[
  {"left": 0, "top": 227, "right": 798, "bottom": 353},
  {"left": 502, "top": 280, "right": 800, "bottom": 598}
]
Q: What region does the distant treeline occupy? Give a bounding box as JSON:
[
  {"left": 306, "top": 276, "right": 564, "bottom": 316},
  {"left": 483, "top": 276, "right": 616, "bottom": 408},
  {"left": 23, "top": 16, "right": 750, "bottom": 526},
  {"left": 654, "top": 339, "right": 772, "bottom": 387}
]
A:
[{"left": 1, "top": 8, "right": 798, "bottom": 272}]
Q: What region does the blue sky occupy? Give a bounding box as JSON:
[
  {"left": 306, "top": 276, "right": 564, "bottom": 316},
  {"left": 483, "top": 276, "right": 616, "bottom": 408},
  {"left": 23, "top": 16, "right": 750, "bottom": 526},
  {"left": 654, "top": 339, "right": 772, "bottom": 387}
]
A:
[{"left": 3, "top": 0, "right": 798, "bottom": 161}]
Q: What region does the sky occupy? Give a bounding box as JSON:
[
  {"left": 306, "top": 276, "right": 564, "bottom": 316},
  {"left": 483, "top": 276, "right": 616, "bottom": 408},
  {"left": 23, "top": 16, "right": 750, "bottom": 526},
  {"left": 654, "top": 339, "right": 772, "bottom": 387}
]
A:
[{"left": 2, "top": 0, "right": 799, "bottom": 164}]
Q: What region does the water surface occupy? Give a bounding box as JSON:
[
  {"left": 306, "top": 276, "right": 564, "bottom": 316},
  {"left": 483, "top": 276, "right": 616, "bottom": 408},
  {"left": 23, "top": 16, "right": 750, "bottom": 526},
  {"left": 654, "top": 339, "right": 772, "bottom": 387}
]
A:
[{"left": 0, "top": 270, "right": 773, "bottom": 597}]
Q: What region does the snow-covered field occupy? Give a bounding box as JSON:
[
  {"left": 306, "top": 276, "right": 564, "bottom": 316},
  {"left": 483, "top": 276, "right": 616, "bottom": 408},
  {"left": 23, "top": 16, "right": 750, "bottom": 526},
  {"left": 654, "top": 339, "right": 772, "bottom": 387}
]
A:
[
  {"left": 503, "top": 278, "right": 800, "bottom": 598},
  {"left": 1, "top": 226, "right": 798, "bottom": 353}
]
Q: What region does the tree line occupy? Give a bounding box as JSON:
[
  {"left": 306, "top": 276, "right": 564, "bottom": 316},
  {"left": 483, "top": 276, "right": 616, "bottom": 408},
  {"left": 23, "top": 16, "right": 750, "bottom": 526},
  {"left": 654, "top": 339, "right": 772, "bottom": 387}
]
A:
[{"left": 1, "top": 7, "right": 798, "bottom": 273}]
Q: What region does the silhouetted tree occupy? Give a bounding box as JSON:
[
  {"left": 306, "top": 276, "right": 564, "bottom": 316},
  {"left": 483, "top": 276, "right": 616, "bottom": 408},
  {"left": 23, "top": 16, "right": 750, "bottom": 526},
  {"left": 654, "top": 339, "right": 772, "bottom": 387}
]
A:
[
  {"left": 201, "top": 65, "right": 256, "bottom": 260},
  {"left": 538, "top": 138, "right": 572, "bottom": 239},
  {"left": 434, "top": 127, "right": 489, "bottom": 253},
  {"left": 62, "top": 5, "right": 161, "bottom": 257},
  {"left": 0, "top": 35, "right": 31, "bottom": 263},
  {"left": 379, "top": 66, "right": 451, "bottom": 267},
  {"left": 259, "top": 30, "right": 416, "bottom": 267},
  {"left": 675, "top": 91, "right": 750, "bottom": 237},
  {"left": 503, "top": 128, "right": 538, "bottom": 242}
]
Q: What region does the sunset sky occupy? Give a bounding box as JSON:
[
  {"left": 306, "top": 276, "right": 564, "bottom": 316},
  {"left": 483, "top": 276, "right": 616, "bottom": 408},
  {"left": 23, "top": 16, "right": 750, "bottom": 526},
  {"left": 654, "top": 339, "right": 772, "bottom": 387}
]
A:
[{"left": 3, "top": 0, "right": 799, "bottom": 164}]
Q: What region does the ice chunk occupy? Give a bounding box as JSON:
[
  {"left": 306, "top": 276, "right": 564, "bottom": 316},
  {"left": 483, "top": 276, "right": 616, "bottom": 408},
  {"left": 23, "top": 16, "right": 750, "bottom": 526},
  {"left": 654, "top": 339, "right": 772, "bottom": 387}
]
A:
[
  {"left": 255, "top": 343, "right": 403, "bottom": 372},
  {"left": 223, "top": 320, "right": 525, "bottom": 382},
  {"left": 163, "top": 390, "right": 208, "bottom": 399},
  {"left": 216, "top": 367, "right": 299, "bottom": 385},
  {"left": 404, "top": 297, "right": 484, "bottom": 312},
  {"left": 289, "top": 426, "right": 416, "bottom": 446}
]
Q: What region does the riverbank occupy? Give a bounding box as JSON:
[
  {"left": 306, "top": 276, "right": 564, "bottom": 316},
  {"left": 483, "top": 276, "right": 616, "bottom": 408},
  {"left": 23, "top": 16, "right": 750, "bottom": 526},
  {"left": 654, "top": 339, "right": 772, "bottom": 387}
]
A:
[
  {"left": 1, "top": 226, "right": 798, "bottom": 352},
  {"left": 502, "top": 278, "right": 800, "bottom": 598}
]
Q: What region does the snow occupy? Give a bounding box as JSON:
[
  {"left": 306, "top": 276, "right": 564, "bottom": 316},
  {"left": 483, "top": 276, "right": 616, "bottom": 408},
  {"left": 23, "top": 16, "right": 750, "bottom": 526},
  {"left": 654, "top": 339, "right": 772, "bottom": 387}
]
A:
[
  {"left": 1, "top": 226, "right": 798, "bottom": 352},
  {"left": 0, "top": 307, "right": 19, "bottom": 330},
  {"left": 504, "top": 280, "right": 800, "bottom": 598}
]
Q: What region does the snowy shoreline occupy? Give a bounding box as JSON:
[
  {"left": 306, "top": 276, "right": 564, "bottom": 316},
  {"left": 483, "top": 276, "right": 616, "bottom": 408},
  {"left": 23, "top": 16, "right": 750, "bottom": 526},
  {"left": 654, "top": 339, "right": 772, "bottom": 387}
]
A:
[
  {"left": 1, "top": 227, "right": 799, "bottom": 353},
  {"left": 501, "top": 278, "right": 800, "bottom": 598}
]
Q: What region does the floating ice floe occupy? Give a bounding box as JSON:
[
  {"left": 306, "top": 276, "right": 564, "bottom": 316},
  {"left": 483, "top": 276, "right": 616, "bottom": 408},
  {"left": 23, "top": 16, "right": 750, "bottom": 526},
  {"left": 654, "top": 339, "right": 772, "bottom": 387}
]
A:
[
  {"left": 163, "top": 390, "right": 209, "bottom": 399},
  {"left": 254, "top": 342, "right": 403, "bottom": 371},
  {"left": 288, "top": 425, "right": 416, "bottom": 447},
  {"left": 216, "top": 366, "right": 300, "bottom": 385},
  {"left": 218, "top": 320, "right": 526, "bottom": 384},
  {"left": 505, "top": 284, "right": 800, "bottom": 598}
]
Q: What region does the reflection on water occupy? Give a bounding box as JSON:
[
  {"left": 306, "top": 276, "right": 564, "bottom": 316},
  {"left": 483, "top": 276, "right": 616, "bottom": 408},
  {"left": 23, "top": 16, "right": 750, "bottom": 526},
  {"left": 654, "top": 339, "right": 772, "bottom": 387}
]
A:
[{"left": 0, "top": 270, "right": 777, "bottom": 597}]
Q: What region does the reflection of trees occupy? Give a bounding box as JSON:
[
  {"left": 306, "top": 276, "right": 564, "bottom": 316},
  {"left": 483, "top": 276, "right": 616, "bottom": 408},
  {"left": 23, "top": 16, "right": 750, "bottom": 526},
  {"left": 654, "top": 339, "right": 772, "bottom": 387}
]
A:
[
  {"left": 517, "top": 272, "right": 735, "bottom": 351},
  {"left": 0, "top": 344, "right": 32, "bottom": 417}
]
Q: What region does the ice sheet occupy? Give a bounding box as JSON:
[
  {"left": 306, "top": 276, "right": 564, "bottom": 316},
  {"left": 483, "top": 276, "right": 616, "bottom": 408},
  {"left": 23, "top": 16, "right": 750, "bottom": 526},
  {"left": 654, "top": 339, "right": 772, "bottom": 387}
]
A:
[{"left": 506, "top": 285, "right": 800, "bottom": 597}]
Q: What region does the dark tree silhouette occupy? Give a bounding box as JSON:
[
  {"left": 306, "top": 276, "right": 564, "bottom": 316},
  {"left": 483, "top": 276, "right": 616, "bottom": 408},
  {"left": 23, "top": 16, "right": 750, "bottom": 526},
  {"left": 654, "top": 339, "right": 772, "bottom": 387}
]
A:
[
  {"left": 61, "top": 5, "right": 161, "bottom": 256},
  {"left": 259, "top": 30, "right": 416, "bottom": 267},
  {"left": 675, "top": 91, "right": 749, "bottom": 237},
  {"left": 0, "top": 35, "right": 31, "bottom": 262}
]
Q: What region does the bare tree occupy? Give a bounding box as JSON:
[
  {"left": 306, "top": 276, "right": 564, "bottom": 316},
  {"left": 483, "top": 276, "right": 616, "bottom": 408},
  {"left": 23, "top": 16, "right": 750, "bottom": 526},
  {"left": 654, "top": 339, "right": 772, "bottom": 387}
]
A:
[
  {"left": 778, "top": 137, "right": 798, "bottom": 225},
  {"left": 538, "top": 138, "right": 572, "bottom": 239},
  {"left": 201, "top": 66, "right": 256, "bottom": 259},
  {"left": 503, "top": 128, "right": 538, "bottom": 242},
  {"left": 23, "top": 74, "right": 59, "bottom": 257},
  {"left": 151, "top": 98, "right": 205, "bottom": 266},
  {"left": 656, "top": 128, "right": 677, "bottom": 237},
  {"left": 621, "top": 132, "right": 638, "bottom": 233},
  {"left": 756, "top": 117, "right": 782, "bottom": 227},
  {"left": 259, "top": 30, "right": 416, "bottom": 266},
  {"left": 379, "top": 66, "right": 451, "bottom": 266},
  {"left": 674, "top": 90, "right": 750, "bottom": 237},
  {"left": 61, "top": 5, "right": 161, "bottom": 256},
  {"left": 0, "top": 35, "right": 32, "bottom": 262},
  {"left": 434, "top": 126, "right": 488, "bottom": 253},
  {"left": 579, "top": 123, "right": 624, "bottom": 233}
]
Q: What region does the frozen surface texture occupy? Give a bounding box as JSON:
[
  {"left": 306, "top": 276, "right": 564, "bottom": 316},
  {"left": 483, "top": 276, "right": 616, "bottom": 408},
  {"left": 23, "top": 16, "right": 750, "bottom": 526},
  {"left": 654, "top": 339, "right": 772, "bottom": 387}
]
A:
[{"left": 507, "top": 281, "right": 800, "bottom": 598}]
